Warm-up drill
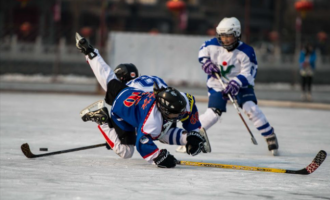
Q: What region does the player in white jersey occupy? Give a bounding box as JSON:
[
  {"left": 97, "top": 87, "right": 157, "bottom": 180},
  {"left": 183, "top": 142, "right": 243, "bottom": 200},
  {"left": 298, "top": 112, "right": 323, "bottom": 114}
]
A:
[{"left": 198, "top": 17, "right": 279, "bottom": 155}]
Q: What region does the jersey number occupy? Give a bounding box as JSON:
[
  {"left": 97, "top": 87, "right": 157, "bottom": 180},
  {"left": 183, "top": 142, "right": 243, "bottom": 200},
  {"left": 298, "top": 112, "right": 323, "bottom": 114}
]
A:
[
  {"left": 124, "top": 92, "right": 141, "bottom": 107},
  {"left": 134, "top": 75, "right": 167, "bottom": 87}
]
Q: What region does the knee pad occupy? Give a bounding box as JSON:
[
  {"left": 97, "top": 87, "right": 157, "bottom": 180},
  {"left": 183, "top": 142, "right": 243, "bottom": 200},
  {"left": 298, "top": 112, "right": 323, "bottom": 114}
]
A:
[
  {"left": 242, "top": 101, "right": 263, "bottom": 121},
  {"left": 199, "top": 108, "right": 221, "bottom": 130},
  {"left": 114, "top": 145, "right": 134, "bottom": 159}
]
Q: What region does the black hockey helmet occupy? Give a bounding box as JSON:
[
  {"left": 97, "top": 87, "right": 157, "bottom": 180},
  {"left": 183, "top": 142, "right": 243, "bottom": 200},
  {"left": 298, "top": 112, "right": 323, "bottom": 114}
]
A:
[
  {"left": 153, "top": 82, "right": 187, "bottom": 121},
  {"left": 114, "top": 63, "right": 139, "bottom": 83}
]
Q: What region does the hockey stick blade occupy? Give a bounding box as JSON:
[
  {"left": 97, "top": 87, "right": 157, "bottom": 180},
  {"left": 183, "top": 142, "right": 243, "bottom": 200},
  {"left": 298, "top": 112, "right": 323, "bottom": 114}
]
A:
[
  {"left": 177, "top": 150, "right": 327, "bottom": 175},
  {"left": 21, "top": 143, "right": 107, "bottom": 158},
  {"left": 21, "top": 143, "right": 36, "bottom": 158},
  {"left": 286, "top": 150, "right": 327, "bottom": 175}
]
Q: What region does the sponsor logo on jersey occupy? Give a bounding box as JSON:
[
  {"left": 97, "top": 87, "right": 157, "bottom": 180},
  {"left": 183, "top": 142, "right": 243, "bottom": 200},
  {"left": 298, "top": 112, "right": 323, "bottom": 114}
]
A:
[
  {"left": 219, "top": 64, "right": 235, "bottom": 80},
  {"left": 124, "top": 92, "right": 141, "bottom": 107},
  {"left": 140, "top": 136, "right": 149, "bottom": 144}
]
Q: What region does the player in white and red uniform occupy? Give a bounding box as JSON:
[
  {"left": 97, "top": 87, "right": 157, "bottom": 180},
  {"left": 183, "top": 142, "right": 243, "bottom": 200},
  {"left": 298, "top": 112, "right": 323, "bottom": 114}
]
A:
[
  {"left": 76, "top": 33, "right": 210, "bottom": 168},
  {"left": 198, "top": 17, "right": 279, "bottom": 155}
]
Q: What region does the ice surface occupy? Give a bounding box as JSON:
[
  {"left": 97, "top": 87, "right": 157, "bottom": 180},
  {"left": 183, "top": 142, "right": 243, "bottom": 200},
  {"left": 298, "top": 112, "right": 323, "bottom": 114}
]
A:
[{"left": 0, "top": 92, "right": 329, "bottom": 200}]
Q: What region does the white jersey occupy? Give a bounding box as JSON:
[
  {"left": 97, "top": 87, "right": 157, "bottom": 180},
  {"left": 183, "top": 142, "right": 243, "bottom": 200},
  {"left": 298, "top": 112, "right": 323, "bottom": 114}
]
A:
[
  {"left": 199, "top": 38, "right": 258, "bottom": 92},
  {"left": 126, "top": 75, "right": 168, "bottom": 92}
]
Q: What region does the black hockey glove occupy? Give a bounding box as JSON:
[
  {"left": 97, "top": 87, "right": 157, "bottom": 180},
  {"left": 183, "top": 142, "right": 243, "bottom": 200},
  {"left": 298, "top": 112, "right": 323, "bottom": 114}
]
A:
[
  {"left": 75, "top": 33, "right": 97, "bottom": 59},
  {"left": 186, "top": 131, "right": 206, "bottom": 156},
  {"left": 153, "top": 149, "right": 177, "bottom": 168}
]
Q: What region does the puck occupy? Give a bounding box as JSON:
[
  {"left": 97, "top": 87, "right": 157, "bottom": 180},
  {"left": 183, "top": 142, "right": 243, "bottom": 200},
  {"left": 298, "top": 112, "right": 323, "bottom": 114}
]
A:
[{"left": 39, "top": 148, "right": 48, "bottom": 151}]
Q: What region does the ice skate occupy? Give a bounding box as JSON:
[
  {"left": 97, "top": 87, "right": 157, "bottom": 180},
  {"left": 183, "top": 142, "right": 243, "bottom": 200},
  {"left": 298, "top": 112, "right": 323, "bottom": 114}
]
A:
[
  {"left": 265, "top": 132, "right": 279, "bottom": 156},
  {"left": 82, "top": 107, "right": 110, "bottom": 125},
  {"left": 200, "top": 128, "right": 211, "bottom": 153}
]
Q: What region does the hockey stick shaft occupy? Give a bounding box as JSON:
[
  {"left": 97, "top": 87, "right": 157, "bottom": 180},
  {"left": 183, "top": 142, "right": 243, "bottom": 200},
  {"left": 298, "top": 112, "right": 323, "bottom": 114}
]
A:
[
  {"left": 21, "top": 143, "right": 107, "bottom": 158},
  {"left": 177, "top": 150, "right": 327, "bottom": 175},
  {"left": 214, "top": 73, "right": 258, "bottom": 145}
]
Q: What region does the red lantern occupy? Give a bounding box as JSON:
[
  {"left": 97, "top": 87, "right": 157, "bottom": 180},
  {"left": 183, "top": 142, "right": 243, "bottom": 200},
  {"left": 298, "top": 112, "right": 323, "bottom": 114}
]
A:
[
  {"left": 166, "top": 0, "right": 186, "bottom": 12},
  {"left": 294, "top": 0, "right": 313, "bottom": 18},
  {"left": 20, "top": 22, "right": 32, "bottom": 34},
  {"left": 80, "top": 27, "right": 93, "bottom": 38},
  {"left": 317, "top": 32, "right": 328, "bottom": 42},
  {"left": 269, "top": 31, "right": 279, "bottom": 42}
]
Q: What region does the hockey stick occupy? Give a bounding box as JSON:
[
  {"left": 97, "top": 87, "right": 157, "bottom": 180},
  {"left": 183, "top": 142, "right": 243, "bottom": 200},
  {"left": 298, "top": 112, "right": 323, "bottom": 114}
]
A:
[
  {"left": 21, "top": 143, "right": 107, "bottom": 158},
  {"left": 177, "top": 150, "right": 326, "bottom": 175},
  {"left": 214, "top": 73, "right": 258, "bottom": 145}
]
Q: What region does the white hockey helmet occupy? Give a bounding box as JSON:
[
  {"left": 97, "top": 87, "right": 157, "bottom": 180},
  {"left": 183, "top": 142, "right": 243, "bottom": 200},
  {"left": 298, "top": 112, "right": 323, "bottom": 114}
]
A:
[{"left": 216, "top": 17, "right": 241, "bottom": 51}]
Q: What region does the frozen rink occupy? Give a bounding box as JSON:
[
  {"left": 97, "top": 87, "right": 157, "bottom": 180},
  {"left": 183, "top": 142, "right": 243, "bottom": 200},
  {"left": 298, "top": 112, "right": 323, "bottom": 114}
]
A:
[{"left": 1, "top": 92, "right": 329, "bottom": 200}]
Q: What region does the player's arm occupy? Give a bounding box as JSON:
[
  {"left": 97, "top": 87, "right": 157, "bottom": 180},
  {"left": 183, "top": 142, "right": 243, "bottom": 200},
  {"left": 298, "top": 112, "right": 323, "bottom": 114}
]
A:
[
  {"left": 223, "top": 48, "right": 258, "bottom": 97},
  {"left": 135, "top": 130, "right": 177, "bottom": 168},
  {"left": 234, "top": 52, "right": 258, "bottom": 88},
  {"left": 198, "top": 39, "right": 220, "bottom": 77},
  {"left": 198, "top": 42, "right": 211, "bottom": 64}
]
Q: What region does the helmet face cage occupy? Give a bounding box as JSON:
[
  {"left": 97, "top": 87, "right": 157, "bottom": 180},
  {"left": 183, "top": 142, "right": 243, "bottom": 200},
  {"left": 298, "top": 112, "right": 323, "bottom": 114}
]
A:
[
  {"left": 216, "top": 34, "right": 240, "bottom": 51},
  {"left": 114, "top": 63, "right": 139, "bottom": 83},
  {"left": 155, "top": 87, "right": 187, "bottom": 122}
]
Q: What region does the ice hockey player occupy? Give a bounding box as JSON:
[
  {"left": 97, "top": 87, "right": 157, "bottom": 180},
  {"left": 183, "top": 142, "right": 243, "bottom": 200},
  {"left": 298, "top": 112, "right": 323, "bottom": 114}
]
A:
[
  {"left": 197, "top": 17, "right": 279, "bottom": 156},
  {"left": 76, "top": 33, "right": 210, "bottom": 168}
]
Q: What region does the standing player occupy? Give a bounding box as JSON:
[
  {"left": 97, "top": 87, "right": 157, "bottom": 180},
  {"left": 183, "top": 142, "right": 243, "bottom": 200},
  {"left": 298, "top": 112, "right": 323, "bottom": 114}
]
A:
[
  {"left": 76, "top": 33, "right": 210, "bottom": 168},
  {"left": 198, "top": 17, "right": 279, "bottom": 156}
]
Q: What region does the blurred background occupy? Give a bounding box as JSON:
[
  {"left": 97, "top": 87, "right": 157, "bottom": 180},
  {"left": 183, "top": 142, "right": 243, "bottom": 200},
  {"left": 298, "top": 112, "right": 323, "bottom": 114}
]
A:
[{"left": 0, "top": 0, "right": 329, "bottom": 103}]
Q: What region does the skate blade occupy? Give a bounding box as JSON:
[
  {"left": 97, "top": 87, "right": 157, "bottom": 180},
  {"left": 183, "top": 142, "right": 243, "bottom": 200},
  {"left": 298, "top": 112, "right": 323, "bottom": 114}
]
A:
[
  {"left": 200, "top": 128, "right": 211, "bottom": 153},
  {"left": 176, "top": 146, "right": 186, "bottom": 153},
  {"left": 80, "top": 100, "right": 105, "bottom": 117},
  {"left": 76, "top": 32, "right": 83, "bottom": 43},
  {"left": 271, "top": 149, "right": 279, "bottom": 156}
]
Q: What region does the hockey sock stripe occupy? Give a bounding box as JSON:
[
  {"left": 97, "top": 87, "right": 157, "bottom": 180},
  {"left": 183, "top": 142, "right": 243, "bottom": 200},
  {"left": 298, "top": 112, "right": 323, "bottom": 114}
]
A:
[
  {"left": 176, "top": 129, "right": 182, "bottom": 145},
  {"left": 261, "top": 127, "right": 274, "bottom": 137},
  {"left": 169, "top": 128, "right": 175, "bottom": 145},
  {"left": 257, "top": 122, "right": 270, "bottom": 130},
  {"left": 98, "top": 125, "right": 115, "bottom": 148}
]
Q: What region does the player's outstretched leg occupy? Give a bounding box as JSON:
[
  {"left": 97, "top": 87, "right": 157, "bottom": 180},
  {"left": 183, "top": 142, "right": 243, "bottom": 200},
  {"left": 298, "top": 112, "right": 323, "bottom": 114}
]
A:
[
  {"left": 242, "top": 101, "right": 279, "bottom": 156},
  {"left": 265, "top": 131, "right": 279, "bottom": 156},
  {"left": 82, "top": 107, "right": 110, "bottom": 125}
]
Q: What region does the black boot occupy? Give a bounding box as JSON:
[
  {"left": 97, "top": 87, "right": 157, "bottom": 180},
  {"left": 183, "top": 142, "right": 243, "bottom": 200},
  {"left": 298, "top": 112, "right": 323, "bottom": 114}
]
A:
[
  {"left": 82, "top": 107, "right": 110, "bottom": 125},
  {"left": 265, "top": 132, "right": 279, "bottom": 156}
]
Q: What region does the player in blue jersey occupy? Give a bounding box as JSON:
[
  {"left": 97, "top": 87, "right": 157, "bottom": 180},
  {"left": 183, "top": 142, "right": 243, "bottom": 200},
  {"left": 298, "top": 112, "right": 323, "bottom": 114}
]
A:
[
  {"left": 197, "top": 17, "right": 279, "bottom": 156},
  {"left": 76, "top": 33, "right": 210, "bottom": 168}
]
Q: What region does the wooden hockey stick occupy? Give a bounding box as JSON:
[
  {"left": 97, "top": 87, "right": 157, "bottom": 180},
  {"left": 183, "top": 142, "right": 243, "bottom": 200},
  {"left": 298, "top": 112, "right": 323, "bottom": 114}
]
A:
[
  {"left": 214, "top": 73, "right": 258, "bottom": 145},
  {"left": 21, "top": 143, "right": 107, "bottom": 158},
  {"left": 177, "top": 150, "right": 327, "bottom": 175}
]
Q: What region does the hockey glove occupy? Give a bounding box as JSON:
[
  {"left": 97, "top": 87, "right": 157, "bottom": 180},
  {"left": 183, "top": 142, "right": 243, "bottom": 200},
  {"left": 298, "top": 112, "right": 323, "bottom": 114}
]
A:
[
  {"left": 153, "top": 149, "right": 177, "bottom": 168},
  {"left": 222, "top": 80, "right": 240, "bottom": 98},
  {"left": 202, "top": 60, "right": 220, "bottom": 78},
  {"left": 75, "top": 33, "right": 97, "bottom": 59},
  {"left": 186, "top": 131, "right": 206, "bottom": 156}
]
